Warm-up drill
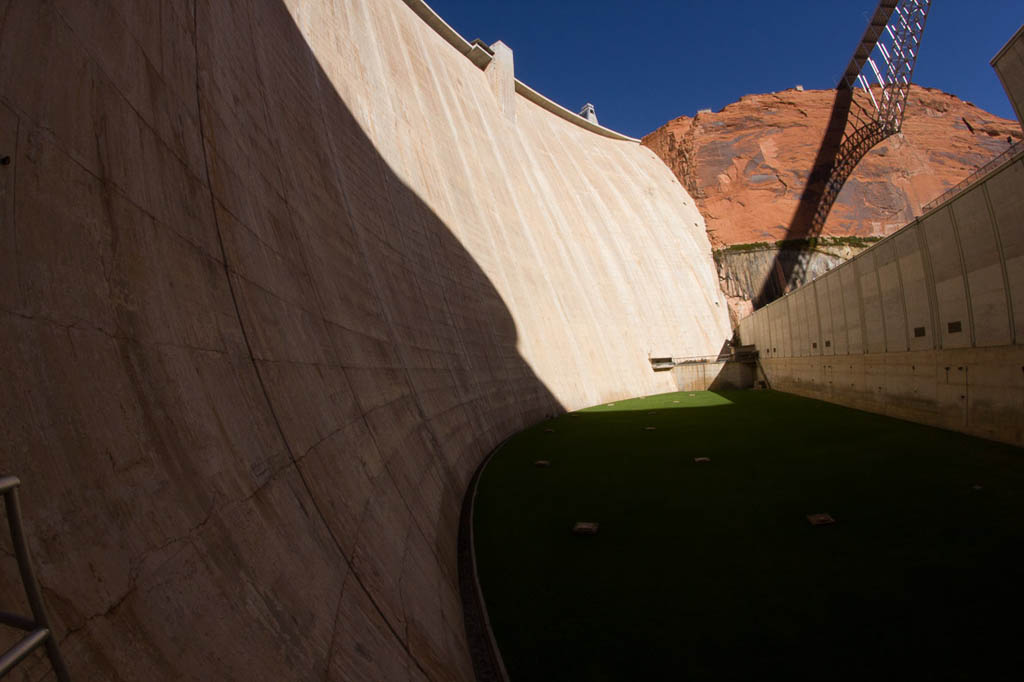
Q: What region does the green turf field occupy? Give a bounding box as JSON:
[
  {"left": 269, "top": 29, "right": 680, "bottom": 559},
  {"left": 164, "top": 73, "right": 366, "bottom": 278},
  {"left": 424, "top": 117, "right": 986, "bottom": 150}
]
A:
[{"left": 473, "top": 390, "right": 1024, "bottom": 681}]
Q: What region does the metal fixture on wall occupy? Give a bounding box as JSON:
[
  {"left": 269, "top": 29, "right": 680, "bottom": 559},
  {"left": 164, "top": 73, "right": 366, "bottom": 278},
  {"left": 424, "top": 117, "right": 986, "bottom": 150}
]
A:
[{"left": 0, "top": 477, "right": 71, "bottom": 681}]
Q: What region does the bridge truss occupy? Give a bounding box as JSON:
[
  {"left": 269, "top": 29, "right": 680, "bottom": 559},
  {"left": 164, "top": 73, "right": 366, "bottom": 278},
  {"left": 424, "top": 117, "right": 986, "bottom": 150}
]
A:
[
  {"left": 815, "top": 0, "right": 932, "bottom": 233},
  {"left": 757, "top": 0, "right": 931, "bottom": 306}
]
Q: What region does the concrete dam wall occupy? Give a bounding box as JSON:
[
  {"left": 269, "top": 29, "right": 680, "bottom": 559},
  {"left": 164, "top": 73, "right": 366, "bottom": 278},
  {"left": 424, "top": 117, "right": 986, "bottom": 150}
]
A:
[
  {"left": 0, "top": 0, "right": 729, "bottom": 679},
  {"left": 737, "top": 150, "right": 1024, "bottom": 447}
]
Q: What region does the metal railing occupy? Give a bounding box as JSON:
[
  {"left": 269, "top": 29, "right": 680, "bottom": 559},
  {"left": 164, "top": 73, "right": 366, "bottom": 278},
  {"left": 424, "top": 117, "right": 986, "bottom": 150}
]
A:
[
  {"left": 650, "top": 348, "right": 759, "bottom": 371},
  {"left": 0, "top": 476, "right": 71, "bottom": 681},
  {"left": 922, "top": 140, "right": 1023, "bottom": 212}
]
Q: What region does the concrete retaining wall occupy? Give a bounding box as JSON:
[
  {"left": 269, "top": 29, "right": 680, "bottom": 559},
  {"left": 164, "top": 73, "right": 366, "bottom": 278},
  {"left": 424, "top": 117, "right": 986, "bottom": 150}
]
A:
[
  {"left": 0, "top": 0, "right": 729, "bottom": 679},
  {"left": 738, "top": 151, "right": 1024, "bottom": 446},
  {"left": 670, "top": 361, "right": 756, "bottom": 392}
]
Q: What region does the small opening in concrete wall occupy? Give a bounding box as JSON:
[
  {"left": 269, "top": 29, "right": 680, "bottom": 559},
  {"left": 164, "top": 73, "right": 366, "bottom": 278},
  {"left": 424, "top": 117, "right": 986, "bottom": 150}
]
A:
[
  {"left": 812, "top": 342, "right": 818, "bottom": 349},
  {"left": 947, "top": 321, "right": 962, "bottom": 334},
  {"left": 914, "top": 326, "right": 926, "bottom": 338},
  {"left": 825, "top": 340, "right": 831, "bottom": 347}
]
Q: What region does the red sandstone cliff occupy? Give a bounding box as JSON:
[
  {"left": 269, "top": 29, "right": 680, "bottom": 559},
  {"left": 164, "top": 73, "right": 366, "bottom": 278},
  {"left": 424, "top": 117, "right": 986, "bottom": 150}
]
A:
[{"left": 644, "top": 86, "right": 1022, "bottom": 248}]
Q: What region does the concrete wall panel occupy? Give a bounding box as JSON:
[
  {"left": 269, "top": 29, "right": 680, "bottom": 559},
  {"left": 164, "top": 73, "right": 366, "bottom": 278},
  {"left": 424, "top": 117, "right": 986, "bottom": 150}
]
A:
[
  {"left": 895, "top": 226, "right": 935, "bottom": 351},
  {"left": 952, "top": 186, "right": 1012, "bottom": 347},
  {"left": 806, "top": 283, "right": 822, "bottom": 356},
  {"left": 792, "top": 288, "right": 808, "bottom": 357},
  {"left": 775, "top": 303, "right": 786, "bottom": 357},
  {"left": 840, "top": 263, "right": 864, "bottom": 354},
  {"left": 0, "top": 0, "right": 731, "bottom": 678},
  {"left": 781, "top": 295, "right": 794, "bottom": 357},
  {"left": 986, "top": 159, "right": 1024, "bottom": 342},
  {"left": 847, "top": 262, "right": 864, "bottom": 352},
  {"left": 876, "top": 240, "right": 908, "bottom": 352},
  {"left": 857, "top": 252, "right": 887, "bottom": 353},
  {"left": 826, "top": 271, "right": 847, "bottom": 355},
  {"left": 816, "top": 280, "right": 835, "bottom": 355},
  {"left": 922, "top": 208, "right": 972, "bottom": 349},
  {"left": 777, "top": 302, "right": 787, "bottom": 357}
]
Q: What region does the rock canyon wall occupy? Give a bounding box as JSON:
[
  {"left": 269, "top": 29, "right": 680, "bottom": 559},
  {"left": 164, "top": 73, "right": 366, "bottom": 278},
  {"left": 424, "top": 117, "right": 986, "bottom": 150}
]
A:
[
  {"left": 0, "top": 0, "right": 728, "bottom": 679},
  {"left": 644, "top": 87, "right": 1023, "bottom": 315}
]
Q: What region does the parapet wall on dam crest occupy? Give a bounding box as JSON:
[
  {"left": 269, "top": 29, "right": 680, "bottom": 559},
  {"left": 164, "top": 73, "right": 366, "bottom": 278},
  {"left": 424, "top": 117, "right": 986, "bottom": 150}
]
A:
[{"left": 0, "top": 0, "right": 728, "bottom": 679}]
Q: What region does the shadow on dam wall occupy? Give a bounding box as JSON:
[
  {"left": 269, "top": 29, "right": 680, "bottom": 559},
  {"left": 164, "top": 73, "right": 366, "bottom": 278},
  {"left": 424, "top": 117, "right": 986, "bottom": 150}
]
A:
[{"left": 0, "top": 1, "right": 559, "bottom": 679}]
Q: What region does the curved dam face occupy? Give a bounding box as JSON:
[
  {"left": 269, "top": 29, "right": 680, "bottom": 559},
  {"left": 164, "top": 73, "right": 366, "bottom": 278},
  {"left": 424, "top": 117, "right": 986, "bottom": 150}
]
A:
[{"left": 0, "top": 0, "right": 728, "bottom": 679}]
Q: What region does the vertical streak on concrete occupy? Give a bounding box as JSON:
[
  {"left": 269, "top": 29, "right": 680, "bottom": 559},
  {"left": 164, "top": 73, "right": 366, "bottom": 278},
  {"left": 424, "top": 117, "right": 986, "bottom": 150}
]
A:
[
  {"left": 982, "top": 183, "right": 1017, "bottom": 345},
  {"left": 916, "top": 219, "right": 942, "bottom": 349},
  {"left": 786, "top": 294, "right": 796, "bottom": 358},
  {"left": 947, "top": 205, "right": 977, "bottom": 347},
  {"left": 893, "top": 237, "right": 911, "bottom": 351},
  {"left": 812, "top": 280, "right": 824, "bottom": 391},
  {"left": 858, "top": 260, "right": 869, "bottom": 355},
  {"left": 872, "top": 254, "right": 888, "bottom": 355},
  {"left": 836, "top": 268, "right": 848, "bottom": 354},
  {"left": 812, "top": 280, "right": 823, "bottom": 355}
]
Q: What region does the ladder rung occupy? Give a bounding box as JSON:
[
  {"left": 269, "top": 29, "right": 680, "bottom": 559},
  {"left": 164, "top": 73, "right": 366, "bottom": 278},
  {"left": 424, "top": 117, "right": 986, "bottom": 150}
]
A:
[
  {"left": 0, "top": 627, "right": 50, "bottom": 675},
  {"left": 0, "top": 610, "right": 37, "bottom": 631}
]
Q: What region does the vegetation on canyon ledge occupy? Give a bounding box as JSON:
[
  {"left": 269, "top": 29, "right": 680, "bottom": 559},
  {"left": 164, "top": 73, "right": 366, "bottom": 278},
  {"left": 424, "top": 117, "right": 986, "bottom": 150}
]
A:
[{"left": 714, "top": 234, "right": 883, "bottom": 257}]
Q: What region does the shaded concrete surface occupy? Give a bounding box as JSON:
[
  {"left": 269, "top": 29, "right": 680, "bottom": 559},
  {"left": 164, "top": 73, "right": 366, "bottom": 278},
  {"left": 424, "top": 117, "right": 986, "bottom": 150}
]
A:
[{"left": 0, "top": 0, "right": 728, "bottom": 679}]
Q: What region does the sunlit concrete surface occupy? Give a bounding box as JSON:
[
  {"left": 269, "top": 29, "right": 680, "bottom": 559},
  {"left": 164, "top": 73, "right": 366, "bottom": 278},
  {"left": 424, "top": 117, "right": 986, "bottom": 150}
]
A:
[{"left": 0, "top": 0, "right": 728, "bottom": 679}]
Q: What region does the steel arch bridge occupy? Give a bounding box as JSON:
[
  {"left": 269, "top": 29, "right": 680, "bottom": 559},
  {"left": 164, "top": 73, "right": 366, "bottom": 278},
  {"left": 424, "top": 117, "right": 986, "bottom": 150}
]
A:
[{"left": 755, "top": 0, "right": 931, "bottom": 308}]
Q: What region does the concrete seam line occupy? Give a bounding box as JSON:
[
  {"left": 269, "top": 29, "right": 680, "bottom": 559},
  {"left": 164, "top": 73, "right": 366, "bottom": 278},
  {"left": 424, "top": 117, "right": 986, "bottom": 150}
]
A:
[
  {"left": 990, "top": 22, "right": 1024, "bottom": 64},
  {"left": 190, "top": 6, "right": 435, "bottom": 679}
]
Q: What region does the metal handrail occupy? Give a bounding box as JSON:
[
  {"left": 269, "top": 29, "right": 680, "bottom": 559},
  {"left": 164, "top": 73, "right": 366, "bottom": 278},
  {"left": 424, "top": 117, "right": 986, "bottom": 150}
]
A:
[
  {"left": 650, "top": 350, "right": 760, "bottom": 369},
  {"left": 922, "top": 140, "right": 1023, "bottom": 212},
  {"left": 0, "top": 476, "right": 71, "bottom": 681}
]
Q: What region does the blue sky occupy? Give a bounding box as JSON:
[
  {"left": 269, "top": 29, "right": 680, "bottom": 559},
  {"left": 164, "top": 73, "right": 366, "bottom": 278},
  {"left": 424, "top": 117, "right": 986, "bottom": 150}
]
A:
[{"left": 426, "top": 0, "right": 1022, "bottom": 139}]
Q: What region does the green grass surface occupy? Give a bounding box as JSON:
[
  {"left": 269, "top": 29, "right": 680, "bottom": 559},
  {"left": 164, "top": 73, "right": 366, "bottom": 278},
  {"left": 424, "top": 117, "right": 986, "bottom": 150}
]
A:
[{"left": 474, "top": 390, "right": 1024, "bottom": 681}]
